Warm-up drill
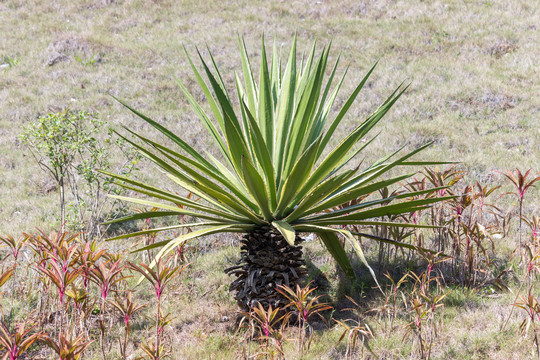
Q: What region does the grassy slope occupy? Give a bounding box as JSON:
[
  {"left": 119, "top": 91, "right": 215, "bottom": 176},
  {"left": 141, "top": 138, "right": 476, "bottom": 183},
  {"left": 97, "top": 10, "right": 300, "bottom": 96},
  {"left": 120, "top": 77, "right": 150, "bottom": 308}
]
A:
[
  {"left": 1, "top": 0, "right": 539, "bottom": 234},
  {"left": 1, "top": 0, "right": 540, "bottom": 359}
]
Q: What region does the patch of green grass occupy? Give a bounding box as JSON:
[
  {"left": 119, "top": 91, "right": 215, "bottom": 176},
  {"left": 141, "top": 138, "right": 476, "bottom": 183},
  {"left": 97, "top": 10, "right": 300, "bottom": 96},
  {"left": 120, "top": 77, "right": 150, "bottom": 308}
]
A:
[{"left": 443, "top": 287, "right": 483, "bottom": 308}]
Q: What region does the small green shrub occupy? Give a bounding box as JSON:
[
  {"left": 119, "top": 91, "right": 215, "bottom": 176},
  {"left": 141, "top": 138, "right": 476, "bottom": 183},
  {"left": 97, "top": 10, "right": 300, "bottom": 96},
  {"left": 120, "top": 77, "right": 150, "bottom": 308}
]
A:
[{"left": 19, "top": 109, "right": 140, "bottom": 240}]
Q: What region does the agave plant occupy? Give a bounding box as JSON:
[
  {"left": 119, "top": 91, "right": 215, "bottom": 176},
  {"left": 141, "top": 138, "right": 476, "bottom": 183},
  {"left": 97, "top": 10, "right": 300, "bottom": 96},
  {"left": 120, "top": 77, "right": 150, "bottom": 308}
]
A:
[{"left": 104, "top": 37, "right": 451, "bottom": 311}]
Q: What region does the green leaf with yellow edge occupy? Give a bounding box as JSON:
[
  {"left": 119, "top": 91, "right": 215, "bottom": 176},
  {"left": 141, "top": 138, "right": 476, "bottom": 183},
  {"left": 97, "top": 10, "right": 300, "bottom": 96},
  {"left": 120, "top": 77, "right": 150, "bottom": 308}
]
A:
[{"left": 272, "top": 220, "right": 296, "bottom": 246}]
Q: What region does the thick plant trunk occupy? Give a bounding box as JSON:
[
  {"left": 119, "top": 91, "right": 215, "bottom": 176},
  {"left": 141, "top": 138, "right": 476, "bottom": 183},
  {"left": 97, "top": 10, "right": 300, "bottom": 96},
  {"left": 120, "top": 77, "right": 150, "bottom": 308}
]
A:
[{"left": 225, "top": 227, "right": 307, "bottom": 312}]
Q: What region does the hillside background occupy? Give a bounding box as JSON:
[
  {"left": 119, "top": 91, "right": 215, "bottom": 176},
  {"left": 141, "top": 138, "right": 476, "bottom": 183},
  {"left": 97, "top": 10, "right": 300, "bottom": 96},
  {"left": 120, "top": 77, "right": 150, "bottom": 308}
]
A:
[{"left": 1, "top": 0, "right": 539, "bottom": 234}]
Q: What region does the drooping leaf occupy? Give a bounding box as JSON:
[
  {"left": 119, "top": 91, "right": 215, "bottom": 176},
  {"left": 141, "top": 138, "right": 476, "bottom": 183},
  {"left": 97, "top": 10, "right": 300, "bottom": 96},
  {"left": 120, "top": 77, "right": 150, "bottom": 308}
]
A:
[{"left": 272, "top": 220, "right": 296, "bottom": 246}]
